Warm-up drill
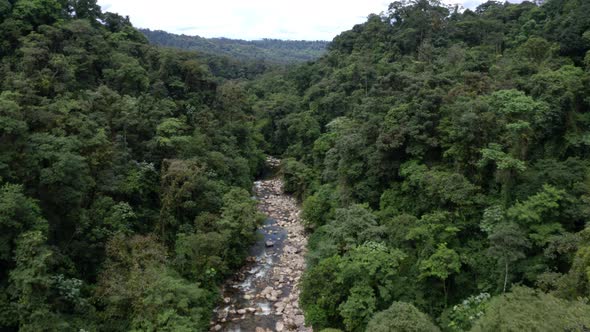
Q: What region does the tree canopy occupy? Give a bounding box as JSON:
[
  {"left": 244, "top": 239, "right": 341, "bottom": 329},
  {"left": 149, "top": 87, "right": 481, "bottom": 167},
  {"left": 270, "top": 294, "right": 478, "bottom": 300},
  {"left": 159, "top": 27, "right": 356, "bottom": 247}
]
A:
[{"left": 2, "top": 0, "right": 590, "bottom": 331}]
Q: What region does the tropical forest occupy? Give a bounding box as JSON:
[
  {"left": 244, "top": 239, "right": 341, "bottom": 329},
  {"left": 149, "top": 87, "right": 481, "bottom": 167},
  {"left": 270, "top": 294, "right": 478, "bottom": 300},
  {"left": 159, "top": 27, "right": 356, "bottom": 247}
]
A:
[{"left": 0, "top": 0, "right": 589, "bottom": 331}]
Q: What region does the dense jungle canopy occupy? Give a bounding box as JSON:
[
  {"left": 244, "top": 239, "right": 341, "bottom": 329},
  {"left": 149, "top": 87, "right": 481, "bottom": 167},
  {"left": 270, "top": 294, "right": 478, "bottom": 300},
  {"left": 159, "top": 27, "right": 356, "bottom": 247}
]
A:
[{"left": 0, "top": 0, "right": 589, "bottom": 331}]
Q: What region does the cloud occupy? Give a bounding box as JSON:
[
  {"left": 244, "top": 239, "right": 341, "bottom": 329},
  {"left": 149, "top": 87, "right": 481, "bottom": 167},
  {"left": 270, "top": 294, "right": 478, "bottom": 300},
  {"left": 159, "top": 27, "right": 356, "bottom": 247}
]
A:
[{"left": 97, "top": 0, "right": 525, "bottom": 41}]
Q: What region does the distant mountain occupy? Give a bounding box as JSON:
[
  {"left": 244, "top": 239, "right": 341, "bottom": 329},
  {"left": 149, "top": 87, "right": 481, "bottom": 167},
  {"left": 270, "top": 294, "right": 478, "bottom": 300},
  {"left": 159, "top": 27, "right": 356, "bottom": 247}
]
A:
[{"left": 140, "top": 29, "right": 329, "bottom": 64}]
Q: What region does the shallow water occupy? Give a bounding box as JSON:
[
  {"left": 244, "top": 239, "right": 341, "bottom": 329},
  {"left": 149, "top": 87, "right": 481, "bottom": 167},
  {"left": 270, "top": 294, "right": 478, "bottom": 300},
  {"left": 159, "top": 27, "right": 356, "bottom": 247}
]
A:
[{"left": 212, "top": 179, "right": 298, "bottom": 332}]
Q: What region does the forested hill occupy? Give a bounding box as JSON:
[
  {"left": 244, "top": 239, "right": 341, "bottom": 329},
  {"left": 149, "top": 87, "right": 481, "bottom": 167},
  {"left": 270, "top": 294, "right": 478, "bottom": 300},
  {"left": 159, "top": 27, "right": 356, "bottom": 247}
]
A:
[
  {"left": 140, "top": 28, "right": 329, "bottom": 64},
  {"left": 247, "top": 0, "right": 590, "bottom": 331},
  {"left": 0, "top": 1, "right": 266, "bottom": 331},
  {"left": 2, "top": 0, "right": 590, "bottom": 331}
]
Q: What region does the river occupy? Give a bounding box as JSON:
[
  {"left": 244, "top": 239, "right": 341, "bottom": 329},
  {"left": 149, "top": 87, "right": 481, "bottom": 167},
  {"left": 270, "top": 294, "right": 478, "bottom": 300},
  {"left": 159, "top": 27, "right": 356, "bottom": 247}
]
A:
[{"left": 210, "top": 171, "right": 311, "bottom": 332}]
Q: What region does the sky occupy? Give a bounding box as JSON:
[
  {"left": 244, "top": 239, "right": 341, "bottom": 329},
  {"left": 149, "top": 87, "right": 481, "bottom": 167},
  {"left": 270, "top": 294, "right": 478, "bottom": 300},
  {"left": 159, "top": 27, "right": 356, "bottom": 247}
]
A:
[{"left": 97, "top": 0, "right": 524, "bottom": 41}]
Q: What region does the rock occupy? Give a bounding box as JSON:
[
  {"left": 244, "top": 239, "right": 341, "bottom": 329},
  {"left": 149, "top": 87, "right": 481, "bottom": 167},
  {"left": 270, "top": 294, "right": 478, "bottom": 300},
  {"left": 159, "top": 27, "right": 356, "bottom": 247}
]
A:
[
  {"left": 212, "top": 177, "right": 313, "bottom": 331},
  {"left": 213, "top": 325, "right": 222, "bottom": 331},
  {"left": 294, "top": 315, "right": 305, "bottom": 326}
]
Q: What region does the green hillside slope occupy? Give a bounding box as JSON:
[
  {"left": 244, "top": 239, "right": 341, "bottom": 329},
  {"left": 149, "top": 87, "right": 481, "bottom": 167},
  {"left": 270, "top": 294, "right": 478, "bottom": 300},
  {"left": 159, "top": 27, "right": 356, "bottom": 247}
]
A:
[{"left": 141, "top": 28, "right": 329, "bottom": 64}]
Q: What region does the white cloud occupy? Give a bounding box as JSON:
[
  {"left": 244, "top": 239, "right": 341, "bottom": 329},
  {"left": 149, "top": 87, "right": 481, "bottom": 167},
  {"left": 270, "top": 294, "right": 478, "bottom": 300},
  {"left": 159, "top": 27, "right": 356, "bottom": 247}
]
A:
[{"left": 97, "top": 0, "right": 525, "bottom": 41}]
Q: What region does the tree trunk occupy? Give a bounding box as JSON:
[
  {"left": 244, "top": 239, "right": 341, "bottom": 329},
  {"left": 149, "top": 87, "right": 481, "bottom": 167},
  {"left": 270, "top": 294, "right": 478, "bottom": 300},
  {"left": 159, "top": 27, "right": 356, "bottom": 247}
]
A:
[
  {"left": 503, "top": 261, "right": 509, "bottom": 293},
  {"left": 443, "top": 279, "right": 448, "bottom": 306}
]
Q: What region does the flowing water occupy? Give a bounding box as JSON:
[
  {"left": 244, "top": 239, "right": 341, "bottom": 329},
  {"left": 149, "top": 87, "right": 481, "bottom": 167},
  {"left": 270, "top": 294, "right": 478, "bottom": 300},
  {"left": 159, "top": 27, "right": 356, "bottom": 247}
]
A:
[{"left": 210, "top": 173, "right": 310, "bottom": 332}]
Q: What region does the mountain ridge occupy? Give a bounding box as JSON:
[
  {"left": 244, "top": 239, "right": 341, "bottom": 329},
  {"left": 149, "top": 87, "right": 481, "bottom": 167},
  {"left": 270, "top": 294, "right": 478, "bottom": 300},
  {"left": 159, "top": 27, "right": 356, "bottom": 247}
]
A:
[{"left": 140, "top": 28, "right": 329, "bottom": 64}]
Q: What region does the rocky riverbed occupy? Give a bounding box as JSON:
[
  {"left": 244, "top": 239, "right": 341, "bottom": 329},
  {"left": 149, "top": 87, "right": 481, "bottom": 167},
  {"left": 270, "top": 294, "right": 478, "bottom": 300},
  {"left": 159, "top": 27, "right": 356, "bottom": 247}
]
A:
[{"left": 210, "top": 176, "right": 311, "bottom": 332}]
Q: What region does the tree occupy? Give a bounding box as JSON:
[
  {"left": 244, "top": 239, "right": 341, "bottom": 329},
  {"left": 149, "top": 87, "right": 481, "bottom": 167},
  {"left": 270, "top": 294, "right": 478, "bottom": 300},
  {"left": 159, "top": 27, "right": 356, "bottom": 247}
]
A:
[
  {"left": 338, "top": 285, "right": 376, "bottom": 332},
  {"left": 281, "top": 158, "right": 314, "bottom": 200},
  {"left": 419, "top": 243, "right": 461, "bottom": 306},
  {"left": 9, "top": 231, "right": 66, "bottom": 331},
  {"left": 447, "top": 293, "right": 491, "bottom": 332},
  {"left": 366, "top": 301, "right": 440, "bottom": 332},
  {"left": 302, "top": 184, "right": 336, "bottom": 229},
  {"left": 324, "top": 205, "right": 382, "bottom": 253},
  {"left": 67, "top": 0, "right": 102, "bottom": 20},
  {"left": 300, "top": 256, "right": 346, "bottom": 330},
  {"left": 0, "top": 92, "right": 27, "bottom": 181},
  {"left": 556, "top": 225, "right": 590, "bottom": 299},
  {"left": 96, "top": 235, "right": 214, "bottom": 331},
  {"left": 215, "top": 187, "right": 264, "bottom": 268},
  {"left": 487, "top": 223, "right": 530, "bottom": 292},
  {"left": 0, "top": 184, "right": 46, "bottom": 262},
  {"left": 471, "top": 287, "right": 590, "bottom": 332},
  {"left": 507, "top": 184, "right": 565, "bottom": 247},
  {"left": 12, "top": 0, "right": 63, "bottom": 27}
]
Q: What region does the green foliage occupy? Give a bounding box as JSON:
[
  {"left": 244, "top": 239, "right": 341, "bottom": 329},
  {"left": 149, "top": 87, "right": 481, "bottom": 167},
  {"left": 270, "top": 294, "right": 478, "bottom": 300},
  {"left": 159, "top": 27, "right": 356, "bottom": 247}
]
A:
[
  {"left": 419, "top": 243, "right": 461, "bottom": 281},
  {"left": 507, "top": 184, "right": 564, "bottom": 225},
  {"left": 0, "top": 1, "right": 265, "bottom": 330},
  {"left": 339, "top": 285, "right": 377, "bottom": 331},
  {"left": 471, "top": 287, "right": 590, "bottom": 332},
  {"left": 322, "top": 205, "right": 382, "bottom": 253},
  {"left": 97, "top": 235, "right": 214, "bottom": 331},
  {"left": 9, "top": 231, "right": 66, "bottom": 331},
  {"left": 302, "top": 184, "right": 336, "bottom": 229},
  {"left": 0, "top": 184, "right": 46, "bottom": 261},
  {"left": 3, "top": 0, "right": 590, "bottom": 330},
  {"left": 366, "top": 302, "right": 440, "bottom": 332},
  {"left": 141, "top": 29, "right": 328, "bottom": 65},
  {"left": 282, "top": 157, "right": 315, "bottom": 199},
  {"left": 556, "top": 225, "right": 590, "bottom": 299},
  {"left": 447, "top": 293, "right": 491, "bottom": 332},
  {"left": 478, "top": 144, "right": 526, "bottom": 173},
  {"left": 300, "top": 256, "right": 346, "bottom": 330},
  {"left": 253, "top": 0, "right": 590, "bottom": 330},
  {"left": 487, "top": 223, "right": 531, "bottom": 292},
  {"left": 301, "top": 241, "right": 406, "bottom": 331}
]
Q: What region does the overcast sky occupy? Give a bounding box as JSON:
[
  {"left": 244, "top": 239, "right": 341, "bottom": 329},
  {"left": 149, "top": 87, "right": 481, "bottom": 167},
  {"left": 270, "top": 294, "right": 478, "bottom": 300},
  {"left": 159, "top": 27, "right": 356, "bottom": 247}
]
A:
[{"left": 97, "top": 0, "right": 524, "bottom": 41}]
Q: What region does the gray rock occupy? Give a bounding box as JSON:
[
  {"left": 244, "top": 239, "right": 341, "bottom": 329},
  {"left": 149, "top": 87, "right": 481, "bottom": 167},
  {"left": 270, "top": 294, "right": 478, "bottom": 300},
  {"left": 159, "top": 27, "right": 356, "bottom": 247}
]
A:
[
  {"left": 275, "top": 321, "right": 284, "bottom": 332},
  {"left": 294, "top": 314, "right": 305, "bottom": 326}
]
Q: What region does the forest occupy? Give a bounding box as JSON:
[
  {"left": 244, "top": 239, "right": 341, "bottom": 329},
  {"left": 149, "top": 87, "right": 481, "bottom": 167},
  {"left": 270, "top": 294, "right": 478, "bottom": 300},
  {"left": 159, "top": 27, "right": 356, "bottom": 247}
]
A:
[
  {"left": 1, "top": 0, "right": 590, "bottom": 331},
  {"left": 141, "top": 29, "right": 329, "bottom": 65}
]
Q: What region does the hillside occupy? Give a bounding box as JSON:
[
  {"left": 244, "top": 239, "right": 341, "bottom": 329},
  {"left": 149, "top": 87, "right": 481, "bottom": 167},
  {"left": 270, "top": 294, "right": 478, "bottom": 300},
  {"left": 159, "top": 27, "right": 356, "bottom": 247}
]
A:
[
  {"left": 247, "top": 0, "right": 590, "bottom": 330},
  {"left": 1, "top": 0, "right": 590, "bottom": 331},
  {"left": 141, "top": 29, "right": 329, "bottom": 64},
  {"left": 0, "top": 1, "right": 265, "bottom": 331}
]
